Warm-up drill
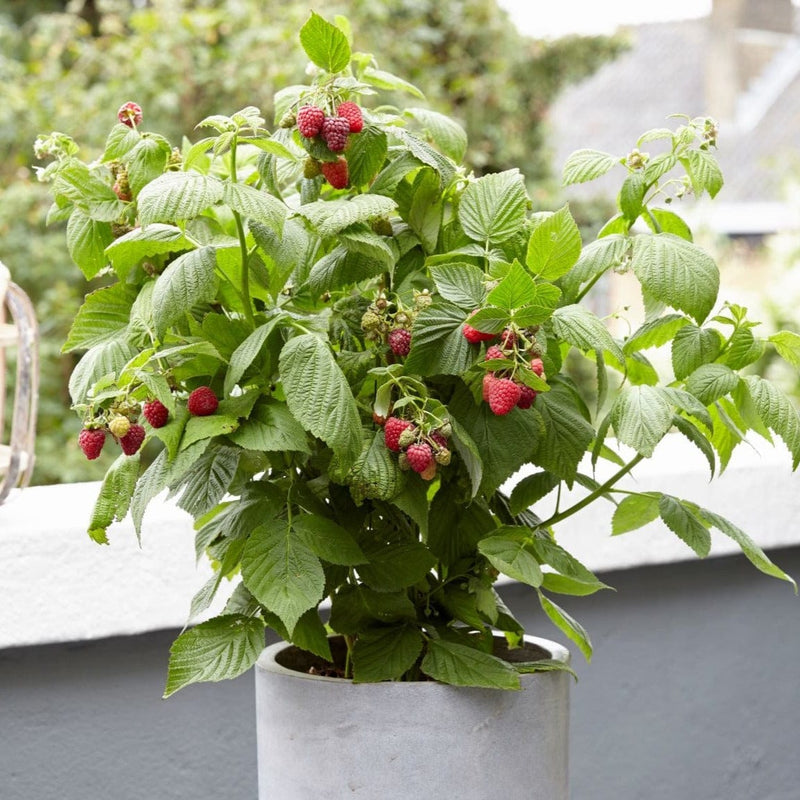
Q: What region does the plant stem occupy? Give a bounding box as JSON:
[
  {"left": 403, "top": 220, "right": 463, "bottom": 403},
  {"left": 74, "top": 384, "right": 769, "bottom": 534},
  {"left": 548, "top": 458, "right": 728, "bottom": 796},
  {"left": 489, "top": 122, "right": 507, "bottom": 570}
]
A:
[{"left": 541, "top": 453, "right": 644, "bottom": 528}]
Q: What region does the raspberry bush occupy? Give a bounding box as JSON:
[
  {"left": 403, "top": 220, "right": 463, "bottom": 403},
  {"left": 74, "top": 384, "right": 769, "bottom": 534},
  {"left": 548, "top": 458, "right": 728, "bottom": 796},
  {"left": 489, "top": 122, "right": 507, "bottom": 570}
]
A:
[{"left": 38, "top": 12, "right": 797, "bottom": 696}]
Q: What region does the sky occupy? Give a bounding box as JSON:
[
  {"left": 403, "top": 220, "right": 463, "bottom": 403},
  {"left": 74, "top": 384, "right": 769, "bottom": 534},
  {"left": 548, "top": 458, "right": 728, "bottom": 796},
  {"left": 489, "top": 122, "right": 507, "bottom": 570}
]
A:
[{"left": 496, "top": 0, "right": 712, "bottom": 38}]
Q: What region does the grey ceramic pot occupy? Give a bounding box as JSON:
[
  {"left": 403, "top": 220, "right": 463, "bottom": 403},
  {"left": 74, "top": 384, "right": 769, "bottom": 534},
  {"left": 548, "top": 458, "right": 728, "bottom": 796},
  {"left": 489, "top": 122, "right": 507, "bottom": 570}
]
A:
[{"left": 255, "top": 634, "right": 570, "bottom": 800}]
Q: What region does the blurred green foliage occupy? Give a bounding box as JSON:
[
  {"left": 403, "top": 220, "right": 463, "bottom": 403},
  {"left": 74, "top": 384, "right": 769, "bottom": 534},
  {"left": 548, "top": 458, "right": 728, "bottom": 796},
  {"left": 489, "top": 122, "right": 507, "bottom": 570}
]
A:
[{"left": 0, "top": 0, "right": 624, "bottom": 484}]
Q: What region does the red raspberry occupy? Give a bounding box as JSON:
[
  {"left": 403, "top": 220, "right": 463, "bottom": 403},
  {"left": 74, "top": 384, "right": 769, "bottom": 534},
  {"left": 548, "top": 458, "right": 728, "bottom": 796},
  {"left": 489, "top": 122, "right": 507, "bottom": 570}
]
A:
[
  {"left": 119, "top": 423, "right": 146, "bottom": 456},
  {"left": 321, "top": 116, "right": 351, "bottom": 152},
  {"left": 485, "top": 345, "right": 505, "bottom": 361},
  {"left": 482, "top": 372, "right": 498, "bottom": 402},
  {"left": 187, "top": 386, "right": 218, "bottom": 417},
  {"left": 321, "top": 158, "right": 349, "bottom": 189},
  {"left": 388, "top": 328, "right": 412, "bottom": 357},
  {"left": 78, "top": 428, "right": 106, "bottom": 460},
  {"left": 297, "top": 105, "right": 325, "bottom": 138},
  {"left": 336, "top": 102, "right": 364, "bottom": 133},
  {"left": 142, "top": 399, "right": 169, "bottom": 428},
  {"left": 530, "top": 357, "right": 545, "bottom": 377},
  {"left": 384, "top": 417, "right": 414, "bottom": 452},
  {"left": 406, "top": 442, "right": 434, "bottom": 474},
  {"left": 517, "top": 384, "right": 538, "bottom": 409},
  {"left": 462, "top": 311, "right": 495, "bottom": 344},
  {"left": 500, "top": 328, "right": 517, "bottom": 349},
  {"left": 117, "top": 101, "right": 142, "bottom": 128},
  {"left": 430, "top": 431, "right": 448, "bottom": 449},
  {"left": 488, "top": 378, "right": 522, "bottom": 415}
]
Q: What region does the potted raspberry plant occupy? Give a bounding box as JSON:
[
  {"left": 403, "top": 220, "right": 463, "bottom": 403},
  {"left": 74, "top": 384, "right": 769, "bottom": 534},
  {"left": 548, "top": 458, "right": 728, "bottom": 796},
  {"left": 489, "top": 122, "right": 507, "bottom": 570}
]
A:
[{"left": 37, "top": 12, "right": 797, "bottom": 799}]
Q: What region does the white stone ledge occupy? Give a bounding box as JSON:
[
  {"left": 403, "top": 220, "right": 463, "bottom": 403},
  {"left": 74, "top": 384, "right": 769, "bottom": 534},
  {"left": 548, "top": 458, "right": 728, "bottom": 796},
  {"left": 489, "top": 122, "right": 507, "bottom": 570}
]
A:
[{"left": 1, "top": 435, "right": 798, "bottom": 650}]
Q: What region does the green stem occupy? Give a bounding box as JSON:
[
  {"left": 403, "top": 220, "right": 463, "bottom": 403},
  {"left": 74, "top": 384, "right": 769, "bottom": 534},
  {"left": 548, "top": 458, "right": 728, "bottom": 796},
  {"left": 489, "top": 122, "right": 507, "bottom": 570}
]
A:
[{"left": 541, "top": 453, "right": 644, "bottom": 528}]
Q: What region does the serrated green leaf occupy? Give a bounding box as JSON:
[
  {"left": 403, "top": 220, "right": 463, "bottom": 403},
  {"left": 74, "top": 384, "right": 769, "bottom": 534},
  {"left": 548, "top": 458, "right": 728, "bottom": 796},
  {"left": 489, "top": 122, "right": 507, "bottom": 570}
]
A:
[
  {"left": 63, "top": 282, "right": 137, "bottom": 352},
  {"left": 562, "top": 234, "right": 629, "bottom": 298},
  {"left": 346, "top": 430, "right": 404, "bottom": 502},
  {"left": 671, "top": 415, "right": 715, "bottom": 476},
  {"left": 509, "top": 471, "right": 560, "bottom": 514},
  {"left": 631, "top": 234, "right": 719, "bottom": 324},
  {"left": 465, "top": 305, "right": 511, "bottom": 334},
  {"left": 292, "top": 515, "right": 366, "bottom": 566},
  {"left": 307, "top": 245, "right": 387, "bottom": 295},
  {"left": 163, "top": 614, "right": 265, "bottom": 697},
  {"left": 478, "top": 536, "right": 543, "bottom": 587},
  {"left": 180, "top": 415, "right": 239, "bottom": 450},
  {"left": 611, "top": 492, "right": 660, "bottom": 535},
  {"left": 611, "top": 384, "right": 673, "bottom": 457},
  {"left": 295, "top": 194, "right": 397, "bottom": 238},
  {"left": 279, "top": 334, "right": 362, "bottom": 465},
  {"left": 623, "top": 314, "right": 690, "bottom": 354},
  {"left": 66, "top": 209, "right": 113, "bottom": 279},
  {"left": 138, "top": 171, "right": 225, "bottom": 225},
  {"left": 173, "top": 445, "right": 240, "bottom": 518},
  {"left": 358, "top": 540, "right": 437, "bottom": 592},
  {"left": 537, "top": 592, "right": 592, "bottom": 661},
  {"left": 723, "top": 327, "right": 766, "bottom": 370},
  {"left": 685, "top": 363, "right": 739, "bottom": 405},
  {"left": 645, "top": 207, "right": 692, "bottom": 240},
  {"left": 430, "top": 263, "right": 486, "bottom": 309},
  {"left": 422, "top": 640, "right": 520, "bottom": 690},
  {"left": 526, "top": 205, "right": 582, "bottom": 281},
  {"left": 103, "top": 123, "right": 141, "bottom": 161},
  {"left": 329, "top": 585, "right": 416, "bottom": 634},
  {"left": 68, "top": 339, "right": 138, "bottom": 405},
  {"left": 458, "top": 170, "right": 528, "bottom": 245},
  {"left": 405, "top": 300, "right": 474, "bottom": 376},
  {"left": 404, "top": 167, "right": 443, "bottom": 254},
  {"left": 224, "top": 315, "right": 285, "bottom": 394},
  {"left": 289, "top": 610, "right": 333, "bottom": 662},
  {"left": 561, "top": 149, "right": 618, "bottom": 185},
  {"left": 346, "top": 125, "right": 388, "bottom": 187},
  {"left": 769, "top": 330, "right": 800, "bottom": 369},
  {"left": 130, "top": 448, "right": 169, "bottom": 539},
  {"left": 671, "top": 324, "right": 723, "bottom": 380},
  {"left": 551, "top": 304, "right": 624, "bottom": 363},
  {"left": 124, "top": 135, "right": 171, "bottom": 195},
  {"left": 362, "top": 67, "right": 425, "bottom": 97},
  {"left": 618, "top": 172, "right": 646, "bottom": 222},
  {"left": 658, "top": 495, "right": 711, "bottom": 557},
  {"left": 642, "top": 153, "right": 678, "bottom": 184},
  {"left": 682, "top": 150, "right": 724, "bottom": 199},
  {"left": 744, "top": 376, "right": 800, "bottom": 469},
  {"left": 222, "top": 182, "right": 285, "bottom": 235},
  {"left": 105, "top": 223, "right": 194, "bottom": 277},
  {"left": 299, "top": 11, "right": 351, "bottom": 73},
  {"left": 406, "top": 107, "right": 468, "bottom": 163},
  {"left": 390, "top": 127, "right": 456, "bottom": 184},
  {"left": 87, "top": 453, "right": 141, "bottom": 543},
  {"left": 228, "top": 401, "right": 310, "bottom": 454},
  {"left": 353, "top": 625, "right": 424, "bottom": 683}
]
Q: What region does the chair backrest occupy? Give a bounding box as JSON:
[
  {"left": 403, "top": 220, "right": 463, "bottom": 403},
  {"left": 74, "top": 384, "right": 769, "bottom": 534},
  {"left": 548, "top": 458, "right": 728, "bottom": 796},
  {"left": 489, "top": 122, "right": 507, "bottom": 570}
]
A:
[{"left": 0, "top": 260, "right": 39, "bottom": 504}]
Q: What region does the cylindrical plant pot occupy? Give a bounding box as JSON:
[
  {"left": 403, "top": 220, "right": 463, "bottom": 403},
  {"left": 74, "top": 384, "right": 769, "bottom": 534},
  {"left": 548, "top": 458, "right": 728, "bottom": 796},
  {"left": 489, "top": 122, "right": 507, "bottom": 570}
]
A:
[{"left": 255, "top": 635, "right": 570, "bottom": 800}]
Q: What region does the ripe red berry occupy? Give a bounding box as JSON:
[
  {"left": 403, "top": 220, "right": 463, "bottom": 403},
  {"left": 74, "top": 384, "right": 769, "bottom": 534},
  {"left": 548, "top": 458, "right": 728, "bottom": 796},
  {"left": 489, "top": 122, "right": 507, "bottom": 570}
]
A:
[
  {"left": 388, "top": 328, "right": 412, "bottom": 357},
  {"left": 321, "top": 158, "right": 349, "bottom": 189},
  {"left": 119, "top": 424, "right": 146, "bottom": 456},
  {"left": 78, "top": 428, "right": 106, "bottom": 460},
  {"left": 517, "top": 384, "right": 538, "bottom": 409},
  {"left": 297, "top": 104, "right": 325, "bottom": 138},
  {"left": 143, "top": 399, "right": 169, "bottom": 428},
  {"left": 187, "top": 386, "right": 218, "bottom": 417},
  {"left": 406, "top": 442, "right": 434, "bottom": 473},
  {"left": 530, "top": 357, "right": 545, "bottom": 377},
  {"left": 321, "top": 116, "right": 351, "bottom": 152},
  {"left": 430, "top": 431, "right": 448, "bottom": 449},
  {"left": 117, "top": 101, "right": 142, "bottom": 128},
  {"left": 485, "top": 345, "right": 505, "bottom": 361},
  {"left": 336, "top": 101, "right": 364, "bottom": 133},
  {"left": 384, "top": 417, "right": 414, "bottom": 452},
  {"left": 488, "top": 378, "right": 522, "bottom": 415},
  {"left": 482, "top": 372, "right": 498, "bottom": 402},
  {"left": 500, "top": 328, "right": 517, "bottom": 349},
  {"left": 463, "top": 311, "right": 495, "bottom": 344}
]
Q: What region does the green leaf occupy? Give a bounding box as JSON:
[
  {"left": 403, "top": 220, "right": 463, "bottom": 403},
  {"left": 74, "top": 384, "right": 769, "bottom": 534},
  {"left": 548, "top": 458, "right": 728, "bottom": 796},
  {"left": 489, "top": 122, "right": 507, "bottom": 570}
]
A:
[
  {"left": 103, "top": 123, "right": 141, "bottom": 161},
  {"left": 658, "top": 495, "right": 711, "bottom": 557},
  {"left": 353, "top": 626, "right": 424, "bottom": 683},
  {"left": 138, "top": 171, "right": 225, "bottom": 225},
  {"left": 163, "top": 614, "right": 265, "bottom": 697},
  {"left": 723, "top": 327, "right": 765, "bottom": 370},
  {"left": 228, "top": 400, "right": 310, "bottom": 454},
  {"left": 361, "top": 67, "right": 425, "bottom": 98},
  {"left": 487, "top": 260, "right": 537, "bottom": 311},
  {"left": 406, "top": 107, "right": 468, "bottom": 162},
  {"left": 671, "top": 415, "right": 716, "bottom": 477},
  {"left": 612, "top": 492, "right": 660, "bottom": 535},
  {"left": 358, "top": 540, "right": 437, "bottom": 592},
  {"left": 682, "top": 150, "right": 724, "bottom": 199},
  {"left": 430, "top": 263, "right": 486, "bottom": 309},
  {"left": 295, "top": 195, "right": 397, "bottom": 237},
  {"left": 562, "top": 234, "right": 629, "bottom": 298},
  {"left": 389, "top": 128, "right": 456, "bottom": 184},
  {"left": 124, "top": 135, "right": 171, "bottom": 195},
  {"left": 618, "top": 172, "right": 645, "bottom": 222},
  {"left": 526, "top": 205, "right": 582, "bottom": 281},
  {"left": 478, "top": 536, "right": 543, "bottom": 588},
  {"left": 307, "top": 245, "right": 387, "bottom": 295},
  {"left": 180, "top": 415, "right": 239, "bottom": 449},
  {"left": 404, "top": 301, "right": 474, "bottom": 376},
  {"left": 290, "top": 610, "right": 333, "bottom": 662},
  {"left": 346, "top": 430, "right": 405, "bottom": 502},
  {"left": 404, "top": 167, "right": 443, "bottom": 254},
  {"left": 329, "top": 585, "right": 416, "bottom": 634},
  {"left": 645, "top": 208, "right": 692, "bottom": 241},
  {"left": 671, "top": 324, "right": 723, "bottom": 380},
  {"left": 623, "top": 314, "right": 690, "bottom": 354},
  {"left": 68, "top": 339, "right": 138, "bottom": 405},
  {"left": 299, "top": 11, "right": 351, "bottom": 73},
  {"left": 421, "top": 640, "right": 520, "bottom": 690},
  {"left": 63, "top": 282, "right": 137, "bottom": 352},
  {"left": 685, "top": 363, "right": 739, "bottom": 405},
  {"left": 105, "top": 223, "right": 194, "bottom": 277},
  {"left": 292, "top": 515, "right": 366, "bottom": 566},
  {"left": 537, "top": 592, "right": 592, "bottom": 661},
  {"left": 151, "top": 246, "right": 219, "bottom": 337},
  {"left": 130, "top": 449, "right": 169, "bottom": 539},
  {"left": 346, "top": 125, "right": 388, "bottom": 187},
  {"left": 447, "top": 415, "right": 483, "bottom": 499},
  {"left": 642, "top": 153, "right": 678, "bottom": 185},
  {"left": 611, "top": 384, "right": 673, "bottom": 457},
  {"left": 744, "top": 376, "right": 800, "bottom": 469},
  {"left": 631, "top": 234, "right": 719, "bottom": 324},
  {"left": 224, "top": 315, "right": 285, "bottom": 394},
  {"left": 509, "top": 471, "right": 560, "bottom": 515},
  {"left": 458, "top": 170, "right": 528, "bottom": 245},
  {"left": 66, "top": 209, "right": 113, "bottom": 279},
  {"left": 769, "top": 330, "right": 800, "bottom": 369},
  {"left": 222, "top": 182, "right": 285, "bottom": 235},
  {"left": 279, "top": 334, "right": 362, "bottom": 465},
  {"left": 561, "top": 149, "right": 618, "bottom": 185},
  {"left": 173, "top": 445, "right": 240, "bottom": 518},
  {"left": 241, "top": 525, "right": 324, "bottom": 635},
  {"left": 551, "top": 304, "right": 624, "bottom": 363},
  {"left": 87, "top": 453, "right": 140, "bottom": 543}
]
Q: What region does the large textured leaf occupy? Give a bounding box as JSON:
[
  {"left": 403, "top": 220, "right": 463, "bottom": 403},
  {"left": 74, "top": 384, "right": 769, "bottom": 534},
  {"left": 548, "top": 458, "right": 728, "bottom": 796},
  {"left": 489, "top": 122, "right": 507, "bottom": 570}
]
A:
[
  {"left": 105, "top": 224, "right": 194, "bottom": 277},
  {"left": 138, "top": 171, "right": 224, "bottom": 225},
  {"left": 353, "top": 626, "right": 424, "bottom": 683},
  {"left": 611, "top": 384, "right": 673, "bottom": 457},
  {"left": 151, "top": 246, "right": 219, "bottom": 336},
  {"left": 526, "top": 205, "right": 581, "bottom": 280},
  {"left": 358, "top": 540, "right": 437, "bottom": 592},
  {"left": 68, "top": 339, "right": 138, "bottom": 404},
  {"left": 346, "top": 430, "right": 405, "bottom": 502},
  {"left": 295, "top": 195, "right": 397, "bottom": 237},
  {"left": 685, "top": 364, "right": 739, "bottom": 405},
  {"left": 346, "top": 125, "right": 388, "bottom": 187},
  {"left": 421, "top": 640, "right": 520, "bottom": 690},
  {"left": 458, "top": 170, "right": 528, "bottom": 244},
  {"left": 551, "top": 304, "right": 624, "bottom": 362},
  {"left": 307, "top": 245, "right": 387, "bottom": 294},
  {"left": 623, "top": 314, "right": 690, "bottom": 354},
  {"left": 658, "top": 495, "right": 711, "bottom": 558},
  {"left": 124, "top": 135, "right": 171, "bottom": 195},
  {"left": 66, "top": 209, "right": 113, "bottom": 279},
  {"left": 223, "top": 315, "right": 285, "bottom": 394},
  {"left": 279, "top": 334, "right": 362, "bottom": 465},
  {"left": 671, "top": 324, "right": 723, "bottom": 380},
  {"left": 509, "top": 471, "right": 560, "bottom": 514},
  {"left": 631, "top": 234, "right": 719, "bottom": 323},
  {"left": 292, "top": 515, "right": 366, "bottom": 566},
  {"left": 561, "top": 149, "right": 618, "bottom": 185},
  {"left": 537, "top": 592, "right": 592, "bottom": 661},
  {"left": 430, "top": 263, "right": 485, "bottom": 308},
  {"left": 406, "top": 107, "right": 468, "bottom": 162},
  {"left": 63, "top": 282, "right": 138, "bottom": 352},
  {"left": 228, "top": 401, "right": 310, "bottom": 453},
  {"left": 299, "top": 11, "right": 351, "bottom": 73},
  {"left": 562, "top": 234, "right": 629, "bottom": 298},
  {"left": 222, "top": 182, "right": 285, "bottom": 234},
  {"left": 163, "top": 614, "right": 265, "bottom": 697},
  {"left": 478, "top": 535, "right": 542, "bottom": 588},
  {"left": 87, "top": 453, "right": 140, "bottom": 544},
  {"left": 173, "top": 445, "right": 241, "bottom": 518},
  {"left": 404, "top": 301, "right": 474, "bottom": 376},
  {"left": 241, "top": 525, "right": 325, "bottom": 634},
  {"left": 744, "top": 376, "right": 800, "bottom": 469}
]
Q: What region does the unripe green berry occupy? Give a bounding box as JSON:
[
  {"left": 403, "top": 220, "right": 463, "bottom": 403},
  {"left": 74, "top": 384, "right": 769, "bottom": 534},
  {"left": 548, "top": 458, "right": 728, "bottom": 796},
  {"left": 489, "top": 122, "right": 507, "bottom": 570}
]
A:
[
  {"left": 108, "top": 415, "right": 131, "bottom": 438},
  {"left": 361, "top": 310, "right": 382, "bottom": 332},
  {"left": 435, "top": 448, "right": 451, "bottom": 466},
  {"left": 398, "top": 427, "right": 417, "bottom": 448}
]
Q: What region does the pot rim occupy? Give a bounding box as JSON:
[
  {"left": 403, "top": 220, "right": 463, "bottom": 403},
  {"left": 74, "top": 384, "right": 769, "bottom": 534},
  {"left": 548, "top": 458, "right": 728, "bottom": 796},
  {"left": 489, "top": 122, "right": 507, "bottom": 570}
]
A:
[{"left": 255, "top": 633, "right": 570, "bottom": 684}]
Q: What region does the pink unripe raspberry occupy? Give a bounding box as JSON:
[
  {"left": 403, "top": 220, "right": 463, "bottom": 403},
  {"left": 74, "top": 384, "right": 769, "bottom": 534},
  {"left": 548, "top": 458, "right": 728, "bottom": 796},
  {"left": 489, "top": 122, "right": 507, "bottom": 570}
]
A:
[
  {"left": 187, "top": 386, "right": 218, "bottom": 417},
  {"left": 517, "top": 384, "right": 538, "bottom": 409},
  {"left": 500, "top": 328, "right": 517, "bottom": 349},
  {"left": 384, "top": 417, "right": 414, "bottom": 452},
  {"left": 485, "top": 345, "right": 505, "bottom": 361},
  {"left": 419, "top": 460, "right": 438, "bottom": 481},
  {"left": 321, "top": 116, "right": 351, "bottom": 152},
  {"left": 297, "top": 105, "right": 325, "bottom": 138},
  {"left": 336, "top": 101, "right": 364, "bottom": 133},
  {"left": 488, "top": 378, "right": 522, "bottom": 415},
  {"left": 406, "top": 442, "right": 434, "bottom": 473},
  {"left": 119, "top": 423, "right": 146, "bottom": 455},
  {"left": 117, "top": 101, "right": 143, "bottom": 128},
  {"left": 530, "top": 357, "right": 545, "bottom": 377},
  {"left": 78, "top": 428, "right": 106, "bottom": 460},
  {"left": 143, "top": 399, "right": 169, "bottom": 428},
  {"left": 388, "top": 328, "right": 412, "bottom": 357},
  {"left": 482, "top": 372, "right": 498, "bottom": 402},
  {"left": 321, "top": 158, "right": 349, "bottom": 189}
]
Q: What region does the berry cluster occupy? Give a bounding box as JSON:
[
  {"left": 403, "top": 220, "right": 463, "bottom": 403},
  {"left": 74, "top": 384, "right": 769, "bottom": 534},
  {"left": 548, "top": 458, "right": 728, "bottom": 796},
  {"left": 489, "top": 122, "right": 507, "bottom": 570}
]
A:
[
  {"left": 383, "top": 416, "right": 452, "bottom": 481},
  {"left": 361, "top": 293, "right": 421, "bottom": 359}
]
